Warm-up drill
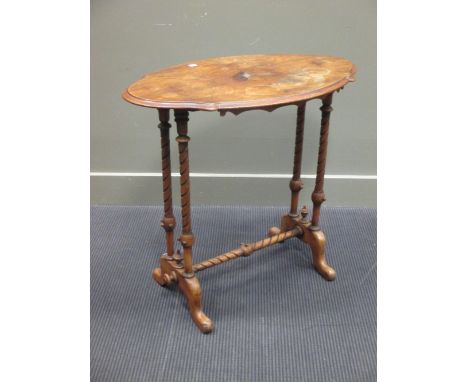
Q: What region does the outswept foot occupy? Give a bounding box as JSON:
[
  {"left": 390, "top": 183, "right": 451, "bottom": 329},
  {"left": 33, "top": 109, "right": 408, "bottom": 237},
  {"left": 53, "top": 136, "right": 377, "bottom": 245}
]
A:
[
  {"left": 178, "top": 275, "right": 214, "bottom": 333},
  {"left": 280, "top": 211, "right": 336, "bottom": 281},
  {"left": 309, "top": 228, "right": 336, "bottom": 281},
  {"left": 153, "top": 267, "right": 165, "bottom": 285},
  {"left": 153, "top": 255, "right": 214, "bottom": 333}
]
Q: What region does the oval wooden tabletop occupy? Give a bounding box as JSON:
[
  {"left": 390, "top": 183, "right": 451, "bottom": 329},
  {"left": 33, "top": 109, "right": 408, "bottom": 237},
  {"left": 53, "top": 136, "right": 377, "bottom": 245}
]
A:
[{"left": 122, "top": 54, "right": 356, "bottom": 111}]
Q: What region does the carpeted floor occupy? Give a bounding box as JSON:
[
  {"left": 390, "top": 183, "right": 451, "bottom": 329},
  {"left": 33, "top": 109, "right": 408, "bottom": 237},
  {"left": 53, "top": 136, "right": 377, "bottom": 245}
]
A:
[{"left": 91, "top": 206, "right": 376, "bottom": 382}]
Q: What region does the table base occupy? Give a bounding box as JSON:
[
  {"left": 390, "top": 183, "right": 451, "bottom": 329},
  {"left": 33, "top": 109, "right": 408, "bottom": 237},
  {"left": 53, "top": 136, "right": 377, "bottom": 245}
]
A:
[
  {"left": 153, "top": 208, "right": 335, "bottom": 333},
  {"left": 149, "top": 94, "right": 337, "bottom": 333}
]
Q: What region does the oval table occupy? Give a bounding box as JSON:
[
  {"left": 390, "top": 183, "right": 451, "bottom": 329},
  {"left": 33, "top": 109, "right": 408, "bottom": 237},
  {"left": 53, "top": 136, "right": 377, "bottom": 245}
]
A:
[{"left": 122, "top": 54, "right": 356, "bottom": 333}]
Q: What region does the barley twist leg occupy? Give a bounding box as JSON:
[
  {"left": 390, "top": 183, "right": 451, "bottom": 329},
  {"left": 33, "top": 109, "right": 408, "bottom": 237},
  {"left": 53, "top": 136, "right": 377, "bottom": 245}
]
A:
[
  {"left": 309, "top": 93, "right": 336, "bottom": 281},
  {"left": 174, "top": 109, "right": 213, "bottom": 332}
]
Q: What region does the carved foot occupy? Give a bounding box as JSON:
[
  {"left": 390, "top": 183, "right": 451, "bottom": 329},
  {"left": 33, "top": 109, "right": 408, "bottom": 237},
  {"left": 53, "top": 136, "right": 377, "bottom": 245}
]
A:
[
  {"left": 153, "top": 255, "right": 214, "bottom": 333},
  {"left": 178, "top": 274, "right": 214, "bottom": 333},
  {"left": 287, "top": 207, "right": 336, "bottom": 281},
  {"left": 309, "top": 228, "right": 336, "bottom": 281}
]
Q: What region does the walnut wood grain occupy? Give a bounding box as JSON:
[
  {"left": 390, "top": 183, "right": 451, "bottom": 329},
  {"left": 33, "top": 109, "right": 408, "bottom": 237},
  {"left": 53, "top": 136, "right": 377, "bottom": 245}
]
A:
[{"left": 122, "top": 54, "right": 355, "bottom": 111}]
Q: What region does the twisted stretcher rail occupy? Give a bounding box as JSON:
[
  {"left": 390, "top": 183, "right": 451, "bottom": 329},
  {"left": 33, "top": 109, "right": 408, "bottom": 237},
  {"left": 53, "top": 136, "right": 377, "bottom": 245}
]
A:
[{"left": 192, "top": 226, "right": 303, "bottom": 272}]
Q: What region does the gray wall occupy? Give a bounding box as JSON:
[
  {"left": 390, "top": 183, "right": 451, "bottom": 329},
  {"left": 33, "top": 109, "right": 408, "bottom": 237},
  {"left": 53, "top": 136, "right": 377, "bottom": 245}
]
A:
[{"left": 91, "top": 0, "right": 376, "bottom": 207}]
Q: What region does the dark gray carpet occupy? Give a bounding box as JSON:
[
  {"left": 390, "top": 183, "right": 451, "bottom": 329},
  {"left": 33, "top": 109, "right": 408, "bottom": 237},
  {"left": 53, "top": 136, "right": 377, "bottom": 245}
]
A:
[{"left": 91, "top": 206, "right": 376, "bottom": 382}]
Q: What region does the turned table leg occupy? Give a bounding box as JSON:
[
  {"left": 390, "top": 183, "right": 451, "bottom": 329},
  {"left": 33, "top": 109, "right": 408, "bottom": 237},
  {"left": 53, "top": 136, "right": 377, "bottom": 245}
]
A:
[
  {"left": 309, "top": 93, "right": 336, "bottom": 281},
  {"left": 272, "top": 96, "right": 336, "bottom": 281},
  {"left": 269, "top": 103, "right": 306, "bottom": 238},
  {"left": 152, "top": 109, "right": 213, "bottom": 333},
  {"left": 174, "top": 109, "right": 213, "bottom": 333},
  {"left": 289, "top": 103, "right": 306, "bottom": 217},
  {"left": 157, "top": 109, "right": 175, "bottom": 258},
  {"left": 174, "top": 110, "right": 196, "bottom": 277},
  {"left": 153, "top": 109, "right": 180, "bottom": 285},
  {"left": 311, "top": 95, "right": 332, "bottom": 227}
]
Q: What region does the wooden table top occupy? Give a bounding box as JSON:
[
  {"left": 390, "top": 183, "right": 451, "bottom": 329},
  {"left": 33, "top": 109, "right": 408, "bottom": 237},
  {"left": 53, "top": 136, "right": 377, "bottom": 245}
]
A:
[{"left": 122, "top": 54, "right": 356, "bottom": 112}]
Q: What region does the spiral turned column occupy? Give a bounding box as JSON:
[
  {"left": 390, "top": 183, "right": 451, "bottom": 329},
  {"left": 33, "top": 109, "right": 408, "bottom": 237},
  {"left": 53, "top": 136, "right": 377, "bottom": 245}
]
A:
[
  {"left": 311, "top": 93, "right": 333, "bottom": 227},
  {"left": 289, "top": 103, "right": 306, "bottom": 216},
  {"left": 157, "top": 109, "right": 176, "bottom": 259},
  {"left": 175, "top": 110, "right": 195, "bottom": 277}
]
